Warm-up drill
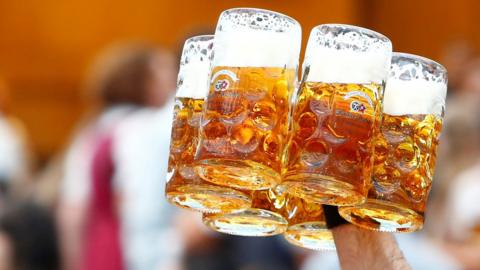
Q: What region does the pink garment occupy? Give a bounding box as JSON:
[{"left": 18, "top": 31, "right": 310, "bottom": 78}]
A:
[{"left": 83, "top": 133, "right": 123, "bottom": 270}]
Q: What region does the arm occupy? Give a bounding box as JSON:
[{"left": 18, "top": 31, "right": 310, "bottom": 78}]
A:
[
  {"left": 332, "top": 224, "right": 411, "bottom": 270},
  {"left": 57, "top": 201, "right": 87, "bottom": 270},
  {"left": 56, "top": 133, "right": 93, "bottom": 270}
]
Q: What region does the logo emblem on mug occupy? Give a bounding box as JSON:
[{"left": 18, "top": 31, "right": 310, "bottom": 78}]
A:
[
  {"left": 350, "top": 101, "right": 366, "bottom": 113},
  {"left": 214, "top": 79, "right": 229, "bottom": 91}
]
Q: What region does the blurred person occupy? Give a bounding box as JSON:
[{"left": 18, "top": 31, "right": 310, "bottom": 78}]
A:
[
  {"left": 437, "top": 95, "right": 480, "bottom": 269},
  {"left": 422, "top": 54, "right": 475, "bottom": 217},
  {"left": 112, "top": 97, "right": 186, "bottom": 270},
  {"left": 0, "top": 201, "right": 59, "bottom": 270},
  {"left": 56, "top": 43, "right": 177, "bottom": 270},
  {"left": 458, "top": 58, "right": 480, "bottom": 97},
  {"left": 440, "top": 41, "right": 475, "bottom": 95},
  {"left": 415, "top": 59, "right": 480, "bottom": 269},
  {"left": 427, "top": 56, "right": 480, "bottom": 233},
  {"left": 427, "top": 95, "right": 480, "bottom": 237},
  {"left": 441, "top": 160, "right": 480, "bottom": 269},
  {"left": 0, "top": 78, "right": 32, "bottom": 206},
  {"left": 32, "top": 154, "right": 64, "bottom": 209}
]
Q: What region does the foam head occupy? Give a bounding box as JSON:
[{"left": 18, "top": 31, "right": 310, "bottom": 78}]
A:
[
  {"left": 303, "top": 24, "right": 392, "bottom": 84},
  {"left": 213, "top": 8, "right": 301, "bottom": 68},
  {"left": 383, "top": 53, "right": 448, "bottom": 116},
  {"left": 176, "top": 35, "right": 214, "bottom": 99}
]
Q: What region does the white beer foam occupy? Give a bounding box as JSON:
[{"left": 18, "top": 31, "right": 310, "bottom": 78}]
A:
[
  {"left": 305, "top": 48, "right": 391, "bottom": 84},
  {"left": 383, "top": 79, "right": 447, "bottom": 115},
  {"left": 176, "top": 62, "right": 211, "bottom": 99},
  {"left": 213, "top": 30, "right": 301, "bottom": 68}
]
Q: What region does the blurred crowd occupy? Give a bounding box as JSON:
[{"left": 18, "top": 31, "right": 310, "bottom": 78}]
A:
[{"left": 0, "top": 39, "right": 479, "bottom": 270}]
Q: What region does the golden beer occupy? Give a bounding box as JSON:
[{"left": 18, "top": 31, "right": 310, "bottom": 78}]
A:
[
  {"left": 283, "top": 82, "right": 382, "bottom": 205},
  {"left": 339, "top": 114, "right": 443, "bottom": 231},
  {"left": 195, "top": 66, "right": 295, "bottom": 190},
  {"left": 194, "top": 8, "right": 301, "bottom": 190},
  {"left": 203, "top": 184, "right": 335, "bottom": 248},
  {"left": 283, "top": 196, "right": 335, "bottom": 251},
  {"left": 202, "top": 189, "right": 288, "bottom": 237},
  {"left": 339, "top": 52, "right": 448, "bottom": 232},
  {"left": 165, "top": 35, "right": 251, "bottom": 213},
  {"left": 282, "top": 24, "right": 392, "bottom": 206},
  {"left": 166, "top": 97, "right": 251, "bottom": 213}
]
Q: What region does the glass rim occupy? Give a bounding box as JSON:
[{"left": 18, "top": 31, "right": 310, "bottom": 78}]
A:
[
  {"left": 220, "top": 7, "right": 300, "bottom": 30},
  {"left": 177, "top": 34, "right": 214, "bottom": 99},
  {"left": 392, "top": 52, "right": 447, "bottom": 75},
  {"left": 312, "top": 23, "right": 391, "bottom": 44},
  {"left": 184, "top": 34, "right": 214, "bottom": 44},
  {"left": 181, "top": 34, "right": 214, "bottom": 61}
]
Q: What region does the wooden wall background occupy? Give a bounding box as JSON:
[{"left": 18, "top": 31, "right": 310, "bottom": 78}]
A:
[{"left": 0, "top": 0, "right": 478, "bottom": 164}]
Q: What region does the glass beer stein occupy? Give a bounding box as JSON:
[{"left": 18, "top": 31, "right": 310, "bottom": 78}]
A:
[
  {"left": 202, "top": 189, "right": 288, "bottom": 237},
  {"left": 166, "top": 35, "right": 251, "bottom": 213},
  {"left": 283, "top": 195, "right": 335, "bottom": 251},
  {"left": 283, "top": 24, "right": 392, "bottom": 206},
  {"left": 194, "top": 8, "right": 302, "bottom": 190},
  {"left": 339, "top": 53, "right": 447, "bottom": 232}
]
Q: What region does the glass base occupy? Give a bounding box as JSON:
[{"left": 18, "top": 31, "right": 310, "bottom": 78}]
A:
[
  {"left": 284, "top": 222, "right": 336, "bottom": 251},
  {"left": 338, "top": 199, "right": 424, "bottom": 232},
  {"left": 195, "top": 159, "right": 280, "bottom": 190},
  {"left": 202, "top": 208, "right": 287, "bottom": 237},
  {"left": 282, "top": 174, "right": 365, "bottom": 206},
  {"left": 166, "top": 184, "right": 251, "bottom": 213}
]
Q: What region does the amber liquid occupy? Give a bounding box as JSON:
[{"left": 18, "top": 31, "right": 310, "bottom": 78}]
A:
[
  {"left": 339, "top": 114, "right": 443, "bottom": 232},
  {"left": 283, "top": 81, "right": 382, "bottom": 205},
  {"left": 202, "top": 189, "right": 288, "bottom": 237},
  {"left": 195, "top": 66, "right": 295, "bottom": 190},
  {"left": 282, "top": 194, "right": 335, "bottom": 251},
  {"left": 202, "top": 186, "right": 334, "bottom": 247},
  {"left": 165, "top": 97, "right": 251, "bottom": 213}
]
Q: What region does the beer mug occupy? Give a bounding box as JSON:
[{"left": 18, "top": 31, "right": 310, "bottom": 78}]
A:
[
  {"left": 339, "top": 53, "right": 447, "bottom": 232},
  {"left": 202, "top": 187, "right": 334, "bottom": 247},
  {"left": 283, "top": 24, "right": 392, "bottom": 205},
  {"left": 283, "top": 197, "right": 335, "bottom": 251},
  {"left": 202, "top": 189, "right": 288, "bottom": 237},
  {"left": 165, "top": 35, "right": 251, "bottom": 213},
  {"left": 194, "top": 8, "right": 301, "bottom": 190}
]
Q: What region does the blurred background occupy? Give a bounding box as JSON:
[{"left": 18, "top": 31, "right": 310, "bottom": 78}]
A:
[{"left": 0, "top": 0, "right": 479, "bottom": 269}]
